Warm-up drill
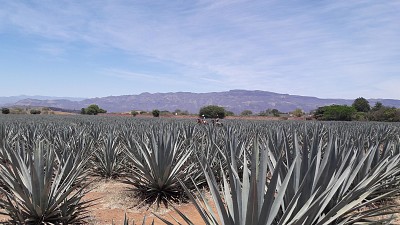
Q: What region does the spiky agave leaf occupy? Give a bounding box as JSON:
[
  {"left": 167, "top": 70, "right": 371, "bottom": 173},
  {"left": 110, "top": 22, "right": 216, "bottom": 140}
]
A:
[
  {"left": 54, "top": 132, "right": 94, "bottom": 187},
  {"left": 262, "top": 125, "right": 400, "bottom": 224},
  {"left": 163, "top": 126, "right": 400, "bottom": 225},
  {"left": 92, "top": 129, "right": 126, "bottom": 179},
  {"left": 0, "top": 140, "right": 93, "bottom": 224},
  {"left": 123, "top": 125, "right": 198, "bottom": 208},
  {"left": 158, "top": 136, "right": 298, "bottom": 225}
]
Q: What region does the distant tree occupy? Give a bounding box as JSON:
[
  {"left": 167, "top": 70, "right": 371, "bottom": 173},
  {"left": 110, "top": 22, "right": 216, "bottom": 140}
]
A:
[
  {"left": 80, "top": 108, "right": 86, "bottom": 115},
  {"left": 271, "top": 109, "right": 280, "bottom": 117},
  {"left": 368, "top": 105, "right": 400, "bottom": 122},
  {"left": 353, "top": 112, "right": 368, "bottom": 121},
  {"left": 1, "top": 108, "right": 10, "bottom": 114},
  {"left": 292, "top": 108, "right": 304, "bottom": 117},
  {"left": 314, "top": 105, "right": 356, "bottom": 121},
  {"left": 83, "top": 104, "right": 107, "bottom": 115},
  {"left": 131, "top": 111, "right": 139, "bottom": 117},
  {"left": 352, "top": 97, "right": 370, "bottom": 112},
  {"left": 240, "top": 110, "right": 253, "bottom": 116},
  {"left": 152, "top": 109, "right": 160, "bottom": 117},
  {"left": 258, "top": 111, "right": 267, "bottom": 116},
  {"left": 199, "top": 105, "right": 226, "bottom": 119},
  {"left": 225, "top": 110, "right": 234, "bottom": 117},
  {"left": 259, "top": 108, "right": 280, "bottom": 117},
  {"left": 372, "top": 102, "right": 383, "bottom": 111},
  {"left": 30, "top": 109, "right": 41, "bottom": 115}
]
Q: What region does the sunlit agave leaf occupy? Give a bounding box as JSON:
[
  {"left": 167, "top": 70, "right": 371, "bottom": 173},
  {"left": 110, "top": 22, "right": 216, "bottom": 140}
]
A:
[
  {"left": 0, "top": 140, "right": 92, "bottom": 224},
  {"left": 161, "top": 123, "right": 400, "bottom": 225},
  {"left": 123, "top": 125, "right": 200, "bottom": 207}
]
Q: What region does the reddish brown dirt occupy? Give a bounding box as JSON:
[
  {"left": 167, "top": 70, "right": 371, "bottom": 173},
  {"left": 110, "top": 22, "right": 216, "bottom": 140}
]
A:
[
  {"left": 0, "top": 179, "right": 210, "bottom": 225},
  {"left": 0, "top": 179, "right": 399, "bottom": 224},
  {"left": 83, "top": 179, "right": 210, "bottom": 224}
]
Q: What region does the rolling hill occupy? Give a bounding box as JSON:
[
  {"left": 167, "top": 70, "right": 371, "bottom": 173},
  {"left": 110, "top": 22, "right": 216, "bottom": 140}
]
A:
[{"left": 4, "top": 90, "right": 400, "bottom": 114}]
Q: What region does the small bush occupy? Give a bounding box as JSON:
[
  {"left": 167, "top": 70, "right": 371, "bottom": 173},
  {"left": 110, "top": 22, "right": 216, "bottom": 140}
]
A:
[
  {"left": 314, "top": 105, "right": 356, "bottom": 121},
  {"left": 1, "top": 108, "right": 10, "bottom": 114},
  {"left": 240, "top": 110, "right": 253, "bottom": 116},
  {"left": 30, "top": 109, "right": 41, "bottom": 114},
  {"left": 259, "top": 108, "right": 281, "bottom": 117},
  {"left": 131, "top": 111, "right": 139, "bottom": 117},
  {"left": 292, "top": 108, "right": 304, "bottom": 117},
  {"left": 81, "top": 104, "right": 107, "bottom": 115},
  {"left": 152, "top": 109, "right": 160, "bottom": 117}
]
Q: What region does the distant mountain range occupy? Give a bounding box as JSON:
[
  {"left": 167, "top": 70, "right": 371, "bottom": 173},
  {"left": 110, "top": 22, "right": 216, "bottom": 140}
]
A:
[
  {"left": 0, "top": 95, "right": 84, "bottom": 105},
  {"left": 1, "top": 90, "right": 400, "bottom": 114}
]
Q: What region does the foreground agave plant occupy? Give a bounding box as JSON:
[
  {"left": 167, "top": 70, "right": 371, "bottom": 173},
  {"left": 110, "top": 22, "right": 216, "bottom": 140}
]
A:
[
  {"left": 161, "top": 127, "right": 400, "bottom": 225},
  {"left": 92, "top": 129, "right": 125, "bottom": 179},
  {"left": 123, "top": 125, "right": 198, "bottom": 208},
  {"left": 0, "top": 140, "right": 92, "bottom": 224}
]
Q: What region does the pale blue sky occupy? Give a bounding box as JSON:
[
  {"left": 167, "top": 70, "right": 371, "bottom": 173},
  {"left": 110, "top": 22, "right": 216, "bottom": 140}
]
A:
[{"left": 0, "top": 0, "right": 399, "bottom": 99}]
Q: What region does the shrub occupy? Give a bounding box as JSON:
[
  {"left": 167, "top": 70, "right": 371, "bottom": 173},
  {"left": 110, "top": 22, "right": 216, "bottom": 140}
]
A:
[
  {"left": 225, "top": 110, "right": 234, "bottom": 116},
  {"left": 131, "top": 111, "right": 139, "bottom": 117},
  {"left": 152, "top": 109, "right": 160, "bottom": 117},
  {"left": 259, "top": 108, "right": 281, "bottom": 117},
  {"left": 1, "top": 108, "right": 10, "bottom": 114},
  {"left": 271, "top": 108, "right": 280, "bottom": 117},
  {"left": 292, "top": 108, "right": 304, "bottom": 117},
  {"left": 81, "top": 104, "right": 107, "bottom": 115},
  {"left": 30, "top": 109, "right": 41, "bottom": 114},
  {"left": 240, "top": 110, "right": 253, "bottom": 116},
  {"left": 368, "top": 106, "right": 400, "bottom": 122},
  {"left": 314, "top": 105, "right": 356, "bottom": 121},
  {"left": 353, "top": 112, "right": 368, "bottom": 121}
]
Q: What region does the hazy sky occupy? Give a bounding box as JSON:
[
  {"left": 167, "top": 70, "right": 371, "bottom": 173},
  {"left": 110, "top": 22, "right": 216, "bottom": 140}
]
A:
[{"left": 0, "top": 0, "right": 399, "bottom": 99}]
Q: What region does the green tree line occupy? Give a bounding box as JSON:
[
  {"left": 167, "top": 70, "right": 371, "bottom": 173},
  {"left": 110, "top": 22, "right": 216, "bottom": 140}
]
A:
[{"left": 314, "top": 97, "right": 400, "bottom": 122}]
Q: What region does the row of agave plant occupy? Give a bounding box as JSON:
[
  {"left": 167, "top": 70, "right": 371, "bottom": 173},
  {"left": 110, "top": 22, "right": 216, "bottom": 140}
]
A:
[{"left": 0, "top": 115, "right": 399, "bottom": 224}]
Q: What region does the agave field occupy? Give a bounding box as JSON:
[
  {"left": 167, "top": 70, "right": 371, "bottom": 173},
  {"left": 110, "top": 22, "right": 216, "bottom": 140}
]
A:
[{"left": 0, "top": 115, "right": 400, "bottom": 224}]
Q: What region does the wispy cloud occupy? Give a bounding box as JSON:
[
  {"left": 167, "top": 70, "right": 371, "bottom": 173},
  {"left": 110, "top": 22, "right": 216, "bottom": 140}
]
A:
[
  {"left": 0, "top": 0, "right": 399, "bottom": 98},
  {"left": 37, "top": 44, "right": 65, "bottom": 56},
  {"left": 103, "top": 68, "right": 193, "bottom": 90},
  {"left": 104, "top": 69, "right": 162, "bottom": 81}
]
